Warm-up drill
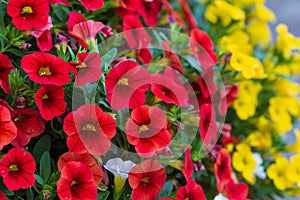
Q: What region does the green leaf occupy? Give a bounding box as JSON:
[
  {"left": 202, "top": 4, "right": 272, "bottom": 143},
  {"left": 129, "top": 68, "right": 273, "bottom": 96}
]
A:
[
  {"left": 26, "top": 188, "right": 34, "bottom": 200},
  {"left": 156, "top": 180, "right": 173, "bottom": 199},
  {"left": 100, "top": 48, "right": 117, "bottom": 70},
  {"left": 7, "top": 48, "right": 27, "bottom": 57},
  {"left": 97, "top": 191, "right": 110, "bottom": 200},
  {"left": 34, "top": 174, "right": 45, "bottom": 185},
  {"left": 33, "top": 135, "right": 51, "bottom": 164},
  {"left": 40, "top": 151, "right": 51, "bottom": 183}
]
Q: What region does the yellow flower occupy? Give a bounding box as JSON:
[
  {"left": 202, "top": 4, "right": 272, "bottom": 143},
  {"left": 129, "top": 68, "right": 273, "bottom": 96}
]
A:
[
  {"left": 249, "top": 4, "right": 276, "bottom": 22},
  {"left": 275, "top": 78, "right": 299, "bottom": 97},
  {"left": 287, "top": 129, "right": 300, "bottom": 154},
  {"left": 232, "top": 144, "right": 256, "bottom": 184},
  {"left": 275, "top": 24, "right": 300, "bottom": 59},
  {"left": 267, "top": 156, "right": 294, "bottom": 190},
  {"left": 205, "top": 1, "right": 245, "bottom": 27},
  {"left": 218, "top": 30, "right": 252, "bottom": 55},
  {"left": 233, "top": 81, "right": 262, "bottom": 120},
  {"left": 246, "top": 131, "right": 272, "bottom": 150},
  {"left": 247, "top": 20, "right": 272, "bottom": 47},
  {"left": 269, "top": 96, "right": 299, "bottom": 134},
  {"left": 287, "top": 155, "right": 300, "bottom": 185},
  {"left": 229, "top": 46, "right": 266, "bottom": 79}
]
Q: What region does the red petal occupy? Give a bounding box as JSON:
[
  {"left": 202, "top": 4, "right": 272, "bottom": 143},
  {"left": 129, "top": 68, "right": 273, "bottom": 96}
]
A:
[{"left": 79, "top": 0, "right": 104, "bottom": 10}]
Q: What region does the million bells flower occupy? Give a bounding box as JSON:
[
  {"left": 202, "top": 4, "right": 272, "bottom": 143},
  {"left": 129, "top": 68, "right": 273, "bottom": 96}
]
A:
[{"left": 0, "top": 148, "right": 36, "bottom": 190}]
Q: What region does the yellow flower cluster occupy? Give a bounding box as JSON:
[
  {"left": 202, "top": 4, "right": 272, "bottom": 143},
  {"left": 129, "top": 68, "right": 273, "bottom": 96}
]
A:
[
  {"left": 232, "top": 80, "right": 262, "bottom": 120},
  {"left": 267, "top": 155, "right": 300, "bottom": 190}
]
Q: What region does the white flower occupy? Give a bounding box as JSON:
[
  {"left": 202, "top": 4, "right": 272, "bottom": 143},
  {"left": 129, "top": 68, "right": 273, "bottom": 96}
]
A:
[
  {"left": 214, "top": 193, "right": 229, "bottom": 200},
  {"left": 104, "top": 158, "right": 136, "bottom": 179},
  {"left": 253, "top": 153, "right": 267, "bottom": 179}
]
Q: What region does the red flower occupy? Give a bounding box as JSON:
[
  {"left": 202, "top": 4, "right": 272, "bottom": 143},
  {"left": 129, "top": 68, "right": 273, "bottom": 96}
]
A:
[
  {"left": 79, "top": 0, "right": 104, "bottom": 10},
  {"left": 0, "top": 191, "right": 7, "bottom": 200},
  {"left": 128, "top": 160, "right": 166, "bottom": 200},
  {"left": 225, "top": 179, "right": 248, "bottom": 200},
  {"left": 58, "top": 152, "right": 103, "bottom": 185},
  {"left": 151, "top": 68, "right": 189, "bottom": 106},
  {"left": 125, "top": 105, "right": 171, "bottom": 157},
  {"left": 49, "top": 0, "right": 71, "bottom": 6},
  {"left": 123, "top": 14, "right": 151, "bottom": 49},
  {"left": 199, "top": 104, "right": 218, "bottom": 145},
  {"left": 57, "top": 161, "right": 97, "bottom": 200},
  {"left": 177, "top": 0, "right": 197, "bottom": 30},
  {"left": 199, "top": 67, "right": 216, "bottom": 99},
  {"left": 11, "top": 108, "right": 45, "bottom": 147},
  {"left": 68, "top": 12, "right": 106, "bottom": 49},
  {"left": 7, "top": 0, "right": 49, "bottom": 30},
  {"left": 182, "top": 148, "right": 193, "bottom": 181},
  {"left": 0, "top": 105, "right": 17, "bottom": 150},
  {"left": 29, "top": 17, "right": 53, "bottom": 52},
  {"left": 21, "top": 52, "right": 70, "bottom": 86},
  {"left": 218, "top": 84, "right": 239, "bottom": 116},
  {"left": 105, "top": 60, "right": 150, "bottom": 110},
  {"left": 136, "top": 0, "right": 162, "bottom": 27},
  {"left": 161, "top": 41, "right": 184, "bottom": 75},
  {"left": 190, "top": 28, "right": 217, "bottom": 69},
  {"left": 0, "top": 148, "right": 36, "bottom": 190},
  {"left": 136, "top": 48, "right": 152, "bottom": 65},
  {"left": 0, "top": 54, "right": 15, "bottom": 95},
  {"left": 35, "top": 85, "right": 66, "bottom": 121},
  {"left": 63, "top": 104, "right": 116, "bottom": 155},
  {"left": 70, "top": 52, "right": 102, "bottom": 86},
  {"left": 214, "top": 149, "right": 233, "bottom": 192},
  {"left": 176, "top": 180, "right": 206, "bottom": 200}
]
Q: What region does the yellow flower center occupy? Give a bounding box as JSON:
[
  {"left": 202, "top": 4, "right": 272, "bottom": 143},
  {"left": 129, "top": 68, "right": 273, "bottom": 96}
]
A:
[
  {"left": 76, "top": 62, "right": 87, "bottom": 68},
  {"left": 39, "top": 67, "right": 52, "bottom": 76},
  {"left": 82, "top": 123, "right": 96, "bottom": 131},
  {"left": 42, "top": 94, "right": 49, "bottom": 100},
  {"left": 21, "top": 6, "right": 33, "bottom": 15},
  {"left": 70, "top": 180, "right": 77, "bottom": 187},
  {"left": 117, "top": 78, "right": 129, "bottom": 86},
  {"left": 9, "top": 164, "right": 19, "bottom": 172},
  {"left": 139, "top": 125, "right": 149, "bottom": 133},
  {"left": 141, "top": 177, "right": 150, "bottom": 183}
]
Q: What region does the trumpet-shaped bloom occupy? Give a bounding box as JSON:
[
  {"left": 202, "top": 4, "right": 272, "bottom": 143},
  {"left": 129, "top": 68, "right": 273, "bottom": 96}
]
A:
[
  {"left": 267, "top": 156, "right": 294, "bottom": 190},
  {"left": 0, "top": 54, "right": 15, "bottom": 95},
  {"left": 225, "top": 179, "right": 248, "bottom": 200},
  {"left": 35, "top": 85, "right": 67, "bottom": 121},
  {"left": 0, "top": 105, "right": 17, "bottom": 150},
  {"left": 105, "top": 60, "right": 150, "bottom": 110},
  {"left": 57, "top": 152, "right": 103, "bottom": 185},
  {"left": 190, "top": 28, "right": 217, "bottom": 69},
  {"left": 0, "top": 148, "right": 36, "bottom": 190},
  {"left": 125, "top": 105, "right": 171, "bottom": 157},
  {"left": 128, "top": 160, "right": 166, "bottom": 200},
  {"left": 214, "top": 149, "right": 232, "bottom": 192},
  {"left": 21, "top": 52, "right": 70, "bottom": 86},
  {"left": 11, "top": 108, "right": 45, "bottom": 147},
  {"left": 176, "top": 180, "right": 206, "bottom": 200},
  {"left": 232, "top": 144, "right": 256, "bottom": 184},
  {"left": 63, "top": 104, "right": 116, "bottom": 155},
  {"left": 70, "top": 52, "right": 102, "bottom": 86},
  {"left": 7, "top": 0, "right": 49, "bottom": 30},
  {"left": 57, "top": 161, "right": 97, "bottom": 200}
]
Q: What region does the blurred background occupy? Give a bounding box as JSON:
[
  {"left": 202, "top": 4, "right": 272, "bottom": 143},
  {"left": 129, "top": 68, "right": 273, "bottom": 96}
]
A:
[{"left": 266, "top": 0, "right": 300, "bottom": 36}]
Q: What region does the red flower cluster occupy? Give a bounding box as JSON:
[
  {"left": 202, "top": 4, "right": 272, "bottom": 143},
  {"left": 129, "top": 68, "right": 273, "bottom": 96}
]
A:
[{"left": 0, "top": 148, "right": 36, "bottom": 190}]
